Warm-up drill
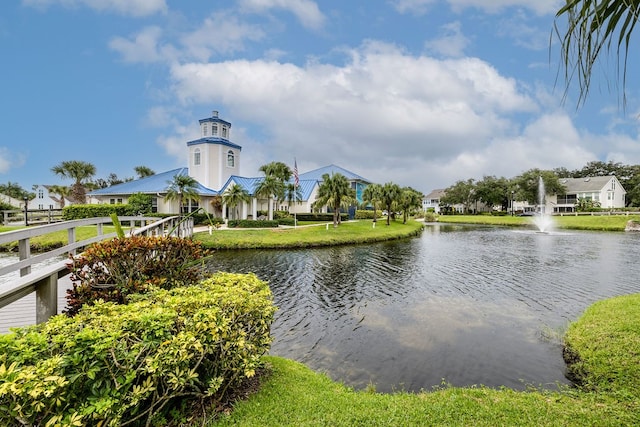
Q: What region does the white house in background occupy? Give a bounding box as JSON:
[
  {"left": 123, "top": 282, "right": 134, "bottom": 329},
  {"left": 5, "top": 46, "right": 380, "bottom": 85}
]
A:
[
  {"left": 29, "top": 185, "right": 72, "bottom": 210},
  {"left": 550, "top": 176, "right": 626, "bottom": 212},
  {"left": 422, "top": 189, "right": 446, "bottom": 213},
  {"left": 0, "top": 193, "right": 23, "bottom": 208},
  {"left": 88, "top": 110, "right": 371, "bottom": 219}
]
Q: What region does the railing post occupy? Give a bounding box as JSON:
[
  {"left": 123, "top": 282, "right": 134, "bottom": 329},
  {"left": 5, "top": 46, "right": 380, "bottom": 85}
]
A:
[
  {"left": 68, "top": 227, "right": 76, "bottom": 256},
  {"left": 36, "top": 273, "right": 58, "bottom": 324},
  {"left": 18, "top": 238, "right": 31, "bottom": 276}
]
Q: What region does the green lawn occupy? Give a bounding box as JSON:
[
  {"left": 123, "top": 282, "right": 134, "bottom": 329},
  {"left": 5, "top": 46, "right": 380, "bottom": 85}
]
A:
[
  {"left": 436, "top": 214, "right": 640, "bottom": 231},
  {"left": 209, "top": 294, "right": 640, "bottom": 426},
  {"left": 0, "top": 225, "right": 124, "bottom": 252},
  {"left": 194, "top": 219, "right": 424, "bottom": 249}
]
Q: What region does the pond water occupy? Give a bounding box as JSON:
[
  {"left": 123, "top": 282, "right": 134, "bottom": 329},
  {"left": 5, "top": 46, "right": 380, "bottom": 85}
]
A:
[{"left": 205, "top": 223, "right": 640, "bottom": 393}]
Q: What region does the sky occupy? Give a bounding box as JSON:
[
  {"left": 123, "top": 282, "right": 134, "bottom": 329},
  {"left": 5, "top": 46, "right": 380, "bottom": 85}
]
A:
[{"left": 1, "top": 0, "right": 639, "bottom": 194}]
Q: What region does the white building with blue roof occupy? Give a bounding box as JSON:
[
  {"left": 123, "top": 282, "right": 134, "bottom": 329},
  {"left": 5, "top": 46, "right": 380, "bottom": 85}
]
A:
[{"left": 89, "top": 111, "right": 371, "bottom": 219}]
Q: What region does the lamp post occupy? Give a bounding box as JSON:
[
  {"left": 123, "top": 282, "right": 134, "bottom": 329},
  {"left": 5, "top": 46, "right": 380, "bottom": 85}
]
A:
[
  {"left": 23, "top": 196, "right": 29, "bottom": 226},
  {"left": 511, "top": 191, "right": 515, "bottom": 216}
]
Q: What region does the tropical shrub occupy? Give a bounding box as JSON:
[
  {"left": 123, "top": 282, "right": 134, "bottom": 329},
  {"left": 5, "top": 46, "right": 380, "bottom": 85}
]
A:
[
  {"left": 126, "top": 192, "right": 153, "bottom": 215},
  {"left": 0, "top": 273, "right": 276, "bottom": 427},
  {"left": 65, "top": 235, "right": 211, "bottom": 315}
]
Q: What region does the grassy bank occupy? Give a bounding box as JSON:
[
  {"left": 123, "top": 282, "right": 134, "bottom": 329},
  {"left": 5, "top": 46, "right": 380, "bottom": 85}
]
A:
[
  {"left": 209, "top": 294, "right": 640, "bottom": 426},
  {"left": 436, "top": 214, "right": 640, "bottom": 231},
  {"left": 194, "top": 220, "right": 424, "bottom": 250}
]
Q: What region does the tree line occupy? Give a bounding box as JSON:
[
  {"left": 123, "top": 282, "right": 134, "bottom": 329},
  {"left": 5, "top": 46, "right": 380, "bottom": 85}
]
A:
[{"left": 439, "top": 161, "right": 640, "bottom": 213}]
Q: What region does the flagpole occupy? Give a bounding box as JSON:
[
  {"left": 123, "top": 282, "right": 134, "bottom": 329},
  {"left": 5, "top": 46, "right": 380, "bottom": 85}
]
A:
[{"left": 294, "top": 158, "right": 298, "bottom": 229}]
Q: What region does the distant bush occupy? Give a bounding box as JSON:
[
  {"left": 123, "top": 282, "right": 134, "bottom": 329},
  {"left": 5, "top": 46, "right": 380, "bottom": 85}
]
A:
[
  {"left": 277, "top": 218, "right": 296, "bottom": 226},
  {"left": 228, "top": 219, "right": 279, "bottom": 228},
  {"left": 296, "top": 213, "right": 348, "bottom": 222},
  {"left": 0, "top": 273, "right": 276, "bottom": 427},
  {"left": 355, "top": 210, "right": 383, "bottom": 219},
  {"left": 424, "top": 212, "right": 438, "bottom": 222},
  {"left": 65, "top": 235, "right": 211, "bottom": 315}
]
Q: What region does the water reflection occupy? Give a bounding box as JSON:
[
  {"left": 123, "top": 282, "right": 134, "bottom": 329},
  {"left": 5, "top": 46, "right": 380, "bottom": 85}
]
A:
[{"left": 210, "top": 226, "right": 640, "bottom": 391}]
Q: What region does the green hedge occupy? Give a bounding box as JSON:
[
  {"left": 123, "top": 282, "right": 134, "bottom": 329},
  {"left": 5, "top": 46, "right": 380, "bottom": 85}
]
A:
[
  {"left": 354, "top": 210, "right": 383, "bottom": 219},
  {"left": 0, "top": 272, "right": 276, "bottom": 426},
  {"left": 62, "top": 204, "right": 130, "bottom": 220},
  {"left": 295, "top": 213, "right": 348, "bottom": 222},
  {"left": 228, "top": 219, "right": 280, "bottom": 228}
]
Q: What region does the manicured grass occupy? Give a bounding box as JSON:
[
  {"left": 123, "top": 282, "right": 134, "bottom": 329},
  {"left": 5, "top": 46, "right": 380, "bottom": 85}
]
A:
[
  {"left": 0, "top": 226, "right": 124, "bottom": 252},
  {"left": 194, "top": 220, "right": 424, "bottom": 250},
  {"left": 208, "top": 293, "right": 640, "bottom": 426},
  {"left": 436, "top": 214, "right": 640, "bottom": 231}
]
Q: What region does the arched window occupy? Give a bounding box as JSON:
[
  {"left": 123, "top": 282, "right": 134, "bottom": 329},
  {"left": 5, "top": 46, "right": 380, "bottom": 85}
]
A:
[
  {"left": 203, "top": 123, "right": 208, "bottom": 136},
  {"left": 194, "top": 148, "right": 201, "bottom": 166},
  {"left": 212, "top": 124, "right": 218, "bottom": 135},
  {"left": 227, "top": 150, "right": 235, "bottom": 167},
  {"left": 222, "top": 126, "right": 227, "bottom": 138}
]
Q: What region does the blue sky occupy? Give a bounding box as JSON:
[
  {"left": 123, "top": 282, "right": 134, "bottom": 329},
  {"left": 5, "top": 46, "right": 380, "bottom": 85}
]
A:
[{"left": 1, "top": 0, "right": 639, "bottom": 193}]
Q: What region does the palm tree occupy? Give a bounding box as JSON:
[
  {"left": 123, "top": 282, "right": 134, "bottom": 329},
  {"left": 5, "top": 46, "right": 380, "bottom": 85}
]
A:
[
  {"left": 47, "top": 185, "right": 71, "bottom": 208},
  {"left": 313, "top": 173, "right": 356, "bottom": 227},
  {"left": 253, "top": 176, "right": 281, "bottom": 220},
  {"left": 398, "top": 187, "right": 423, "bottom": 224},
  {"left": 134, "top": 165, "right": 155, "bottom": 179},
  {"left": 362, "top": 183, "right": 383, "bottom": 222},
  {"left": 555, "top": 1, "right": 639, "bottom": 106},
  {"left": 164, "top": 174, "right": 200, "bottom": 216},
  {"left": 222, "top": 184, "right": 250, "bottom": 220},
  {"left": 260, "top": 161, "right": 291, "bottom": 208},
  {"left": 380, "top": 182, "right": 401, "bottom": 226},
  {"left": 284, "top": 182, "right": 303, "bottom": 213},
  {"left": 51, "top": 160, "right": 97, "bottom": 204}
]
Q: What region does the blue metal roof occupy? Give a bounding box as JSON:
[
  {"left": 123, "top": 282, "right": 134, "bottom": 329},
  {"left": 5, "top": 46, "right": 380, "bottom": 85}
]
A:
[
  {"left": 88, "top": 168, "right": 219, "bottom": 196},
  {"left": 220, "top": 175, "right": 318, "bottom": 202},
  {"left": 298, "top": 164, "right": 370, "bottom": 183},
  {"left": 186, "top": 137, "right": 242, "bottom": 151}
]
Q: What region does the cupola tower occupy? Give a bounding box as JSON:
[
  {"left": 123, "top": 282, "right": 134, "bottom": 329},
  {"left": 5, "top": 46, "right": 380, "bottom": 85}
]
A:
[{"left": 187, "top": 110, "right": 241, "bottom": 190}]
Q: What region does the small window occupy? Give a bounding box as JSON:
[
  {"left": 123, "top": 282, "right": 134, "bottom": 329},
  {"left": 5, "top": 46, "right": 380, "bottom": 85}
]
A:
[
  {"left": 38, "top": 190, "right": 44, "bottom": 199},
  {"left": 194, "top": 148, "right": 201, "bottom": 166},
  {"left": 152, "top": 197, "right": 158, "bottom": 213},
  {"left": 227, "top": 150, "right": 235, "bottom": 167},
  {"left": 203, "top": 123, "right": 208, "bottom": 136},
  {"left": 212, "top": 124, "right": 218, "bottom": 135},
  {"left": 222, "top": 127, "right": 227, "bottom": 138}
]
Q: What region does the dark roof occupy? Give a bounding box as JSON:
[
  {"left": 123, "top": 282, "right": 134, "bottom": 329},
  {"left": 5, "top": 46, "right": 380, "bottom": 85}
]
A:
[{"left": 186, "top": 137, "right": 242, "bottom": 150}]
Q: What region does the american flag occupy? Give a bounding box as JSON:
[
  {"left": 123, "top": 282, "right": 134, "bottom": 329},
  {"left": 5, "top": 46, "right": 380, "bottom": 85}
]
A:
[{"left": 294, "top": 158, "right": 299, "bottom": 188}]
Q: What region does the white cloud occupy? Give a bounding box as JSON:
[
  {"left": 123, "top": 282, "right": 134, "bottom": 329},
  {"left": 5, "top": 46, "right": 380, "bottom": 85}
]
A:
[
  {"left": 390, "top": 0, "right": 435, "bottom": 15},
  {"left": 109, "top": 13, "right": 264, "bottom": 64},
  {"left": 0, "top": 148, "right": 14, "bottom": 174},
  {"left": 425, "top": 21, "right": 470, "bottom": 58},
  {"left": 179, "top": 12, "right": 265, "bottom": 61},
  {"left": 161, "top": 42, "right": 545, "bottom": 188},
  {"left": 22, "top": 0, "right": 167, "bottom": 16},
  {"left": 108, "top": 26, "right": 169, "bottom": 63},
  {"left": 239, "top": 0, "right": 325, "bottom": 30}
]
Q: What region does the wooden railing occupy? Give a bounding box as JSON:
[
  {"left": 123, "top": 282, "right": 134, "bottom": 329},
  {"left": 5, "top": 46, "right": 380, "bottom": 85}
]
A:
[
  {"left": 1, "top": 208, "right": 65, "bottom": 226},
  {"left": 0, "top": 216, "right": 193, "bottom": 325}
]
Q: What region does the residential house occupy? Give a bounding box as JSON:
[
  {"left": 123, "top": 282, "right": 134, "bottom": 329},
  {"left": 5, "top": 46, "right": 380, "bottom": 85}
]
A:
[{"left": 550, "top": 176, "right": 626, "bottom": 213}]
